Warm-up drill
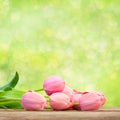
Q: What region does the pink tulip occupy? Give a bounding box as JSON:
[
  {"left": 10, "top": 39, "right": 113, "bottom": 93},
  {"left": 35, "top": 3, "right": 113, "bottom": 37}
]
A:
[
  {"left": 72, "top": 93, "right": 82, "bottom": 110},
  {"left": 72, "top": 93, "right": 82, "bottom": 103},
  {"left": 72, "top": 90, "right": 89, "bottom": 110},
  {"left": 91, "top": 91, "right": 106, "bottom": 105},
  {"left": 43, "top": 76, "right": 65, "bottom": 95},
  {"left": 79, "top": 92, "right": 102, "bottom": 111},
  {"left": 62, "top": 86, "right": 74, "bottom": 99},
  {"left": 50, "top": 92, "right": 73, "bottom": 110},
  {"left": 21, "top": 90, "right": 47, "bottom": 111}
]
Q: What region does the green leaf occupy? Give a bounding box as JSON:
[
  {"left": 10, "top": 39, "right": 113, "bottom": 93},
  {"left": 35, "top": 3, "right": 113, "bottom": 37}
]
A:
[
  {"left": 0, "top": 101, "right": 22, "bottom": 109},
  {"left": 0, "top": 89, "right": 25, "bottom": 98},
  {"left": 0, "top": 89, "right": 25, "bottom": 109},
  {"left": 0, "top": 72, "right": 19, "bottom": 91}
]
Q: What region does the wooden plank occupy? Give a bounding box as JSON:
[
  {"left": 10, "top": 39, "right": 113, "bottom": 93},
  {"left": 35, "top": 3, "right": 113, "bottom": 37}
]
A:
[{"left": 0, "top": 108, "right": 120, "bottom": 120}]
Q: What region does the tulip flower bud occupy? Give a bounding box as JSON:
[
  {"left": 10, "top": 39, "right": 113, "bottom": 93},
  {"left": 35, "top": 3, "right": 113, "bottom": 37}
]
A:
[
  {"left": 91, "top": 91, "right": 106, "bottom": 105},
  {"left": 72, "top": 93, "right": 82, "bottom": 110},
  {"left": 50, "top": 92, "right": 73, "bottom": 110},
  {"left": 43, "top": 76, "right": 65, "bottom": 95},
  {"left": 21, "top": 90, "right": 47, "bottom": 111},
  {"left": 79, "top": 92, "right": 102, "bottom": 111},
  {"left": 62, "top": 86, "right": 74, "bottom": 99}
]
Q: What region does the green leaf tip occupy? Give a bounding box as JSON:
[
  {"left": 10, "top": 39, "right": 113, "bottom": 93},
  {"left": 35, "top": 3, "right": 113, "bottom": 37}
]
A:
[{"left": 0, "top": 72, "right": 19, "bottom": 91}]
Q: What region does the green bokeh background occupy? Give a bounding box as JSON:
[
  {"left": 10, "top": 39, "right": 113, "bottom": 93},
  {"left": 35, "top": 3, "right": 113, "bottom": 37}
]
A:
[{"left": 0, "top": 0, "right": 120, "bottom": 106}]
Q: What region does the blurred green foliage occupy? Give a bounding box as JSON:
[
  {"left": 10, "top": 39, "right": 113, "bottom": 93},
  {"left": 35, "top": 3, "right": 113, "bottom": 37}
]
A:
[{"left": 0, "top": 0, "right": 120, "bottom": 106}]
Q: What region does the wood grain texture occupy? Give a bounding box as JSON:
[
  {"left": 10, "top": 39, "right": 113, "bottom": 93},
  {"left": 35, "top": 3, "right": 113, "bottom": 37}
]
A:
[{"left": 0, "top": 107, "right": 120, "bottom": 120}]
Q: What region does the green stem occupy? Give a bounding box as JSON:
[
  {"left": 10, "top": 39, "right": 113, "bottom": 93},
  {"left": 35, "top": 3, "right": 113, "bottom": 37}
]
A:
[
  {"left": 45, "top": 106, "right": 51, "bottom": 109},
  {"left": 73, "top": 102, "right": 79, "bottom": 106},
  {"left": 34, "top": 88, "right": 44, "bottom": 92},
  {"left": 45, "top": 96, "right": 49, "bottom": 98},
  {"left": 0, "top": 98, "right": 21, "bottom": 102}
]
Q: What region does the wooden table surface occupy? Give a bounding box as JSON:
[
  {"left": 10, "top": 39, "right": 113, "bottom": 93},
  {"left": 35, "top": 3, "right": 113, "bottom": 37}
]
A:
[{"left": 0, "top": 107, "right": 120, "bottom": 120}]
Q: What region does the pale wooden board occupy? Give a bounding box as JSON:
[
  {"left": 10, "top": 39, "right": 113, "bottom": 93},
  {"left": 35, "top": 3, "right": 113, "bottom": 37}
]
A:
[{"left": 0, "top": 107, "right": 120, "bottom": 120}]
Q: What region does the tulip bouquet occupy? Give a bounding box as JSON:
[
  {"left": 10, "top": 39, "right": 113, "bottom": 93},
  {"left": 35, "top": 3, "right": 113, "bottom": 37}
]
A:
[{"left": 0, "top": 72, "right": 106, "bottom": 111}]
